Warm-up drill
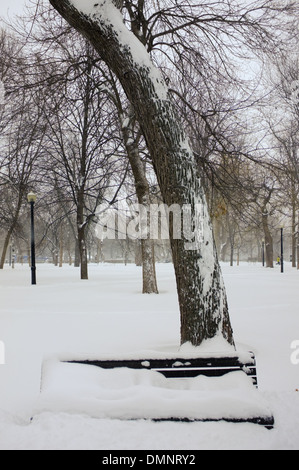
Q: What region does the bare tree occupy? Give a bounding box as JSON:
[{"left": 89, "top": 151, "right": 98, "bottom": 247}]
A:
[
  {"left": 48, "top": 0, "right": 238, "bottom": 347},
  {"left": 47, "top": 0, "right": 297, "bottom": 346},
  {"left": 96, "top": 69, "right": 159, "bottom": 293},
  {"left": 39, "top": 44, "right": 122, "bottom": 280},
  {"left": 265, "top": 52, "right": 299, "bottom": 267},
  {"left": 0, "top": 85, "right": 46, "bottom": 269}
]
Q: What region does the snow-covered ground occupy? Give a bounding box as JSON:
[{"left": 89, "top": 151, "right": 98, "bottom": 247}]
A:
[{"left": 0, "top": 262, "right": 298, "bottom": 450}]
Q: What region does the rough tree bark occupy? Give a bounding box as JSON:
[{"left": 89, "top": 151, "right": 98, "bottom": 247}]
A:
[{"left": 49, "top": 0, "right": 235, "bottom": 348}]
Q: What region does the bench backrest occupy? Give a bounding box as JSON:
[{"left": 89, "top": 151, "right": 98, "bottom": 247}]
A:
[{"left": 65, "top": 352, "right": 258, "bottom": 387}]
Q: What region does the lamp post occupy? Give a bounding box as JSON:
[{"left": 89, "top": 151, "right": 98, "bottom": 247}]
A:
[
  {"left": 27, "top": 192, "right": 37, "bottom": 285},
  {"left": 280, "top": 227, "right": 284, "bottom": 274}
]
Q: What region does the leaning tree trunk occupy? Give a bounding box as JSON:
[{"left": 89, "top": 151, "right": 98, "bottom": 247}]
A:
[{"left": 49, "top": 0, "right": 235, "bottom": 348}]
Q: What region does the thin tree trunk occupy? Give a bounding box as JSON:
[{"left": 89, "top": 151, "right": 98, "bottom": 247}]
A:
[
  {"left": 76, "top": 65, "right": 90, "bottom": 281},
  {"left": 50, "top": 0, "right": 235, "bottom": 348},
  {"left": 0, "top": 194, "right": 23, "bottom": 269},
  {"left": 121, "top": 113, "right": 158, "bottom": 294},
  {"left": 59, "top": 223, "right": 64, "bottom": 267},
  {"left": 74, "top": 237, "right": 80, "bottom": 267},
  {"left": 291, "top": 198, "right": 296, "bottom": 268},
  {"left": 77, "top": 196, "right": 88, "bottom": 280},
  {"left": 78, "top": 226, "right": 88, "bottom": 280},
  {"left": 262, "top": 212, "right": 274, "bottom": 268},
  {"left": 0, "top": 229, "right": 13, "bottom": 269}
]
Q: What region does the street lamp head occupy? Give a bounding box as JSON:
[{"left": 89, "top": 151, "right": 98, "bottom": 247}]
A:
[{"left": 27, "top": 192, "right": 37, "bottom": 204}]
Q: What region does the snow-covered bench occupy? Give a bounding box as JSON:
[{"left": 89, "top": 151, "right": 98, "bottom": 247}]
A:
[
  {"left": 36, "top": 351, "right": 274, "bottom": 429},
  {"left": 65, "top": 353, "right": 259, "bottom": 386}
]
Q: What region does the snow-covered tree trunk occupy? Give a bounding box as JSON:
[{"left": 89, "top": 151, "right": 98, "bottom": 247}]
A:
[{"left": 49, "top": 0, "right": 235, "bottom": 348}]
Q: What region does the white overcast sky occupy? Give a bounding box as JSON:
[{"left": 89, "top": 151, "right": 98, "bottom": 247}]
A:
[{"left": 0, "top": 0, "right": 29, "bottom": 19}]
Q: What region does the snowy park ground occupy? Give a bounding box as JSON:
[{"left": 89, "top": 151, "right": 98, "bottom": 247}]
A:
[{"left": 0, "top": 261, "right": 299, "bottom": 450}]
